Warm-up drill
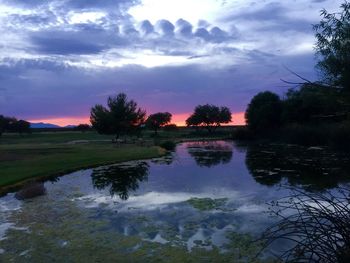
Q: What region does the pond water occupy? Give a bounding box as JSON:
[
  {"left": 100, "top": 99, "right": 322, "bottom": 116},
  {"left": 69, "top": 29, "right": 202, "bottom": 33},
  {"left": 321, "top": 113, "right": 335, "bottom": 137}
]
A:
[{"left": 1, "top": 141, "right": 350, "bottom": 262}]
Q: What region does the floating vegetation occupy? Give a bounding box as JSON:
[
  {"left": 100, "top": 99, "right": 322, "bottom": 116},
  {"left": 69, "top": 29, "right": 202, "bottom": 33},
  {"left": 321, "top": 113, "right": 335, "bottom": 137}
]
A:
[{"left": 187, "top": 197, "right": 228, "bottom": 211}]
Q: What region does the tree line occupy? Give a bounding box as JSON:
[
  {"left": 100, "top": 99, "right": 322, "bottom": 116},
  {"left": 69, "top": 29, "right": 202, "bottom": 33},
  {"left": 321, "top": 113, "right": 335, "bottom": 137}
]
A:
[
  {"left": 90, "top": 93, "right": 232, "bottom": 138},
  {"left": 243, "top": 1, "right": 350, "bottom": 149},
  {"left": 0, "top": 115, "right": 30, "bottom": 136}
]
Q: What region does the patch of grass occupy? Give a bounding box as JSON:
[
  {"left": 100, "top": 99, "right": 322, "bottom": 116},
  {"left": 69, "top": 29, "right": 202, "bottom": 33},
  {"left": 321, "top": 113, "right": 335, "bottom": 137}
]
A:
[{"left": 0, "top": 132, "right": 165, "bottom": 190}]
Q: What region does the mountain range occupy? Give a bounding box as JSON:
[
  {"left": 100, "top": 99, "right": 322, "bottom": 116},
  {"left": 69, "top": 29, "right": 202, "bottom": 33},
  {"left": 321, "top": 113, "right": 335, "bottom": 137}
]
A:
[{"left": 30, "top": 122, "right": 76, "bottom": 129}]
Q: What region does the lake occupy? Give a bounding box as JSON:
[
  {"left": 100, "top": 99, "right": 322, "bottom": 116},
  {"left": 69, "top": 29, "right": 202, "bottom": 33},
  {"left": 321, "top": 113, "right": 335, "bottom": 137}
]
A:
[{"left": 1, "top": 140, "right": 349, "bottom": 262}]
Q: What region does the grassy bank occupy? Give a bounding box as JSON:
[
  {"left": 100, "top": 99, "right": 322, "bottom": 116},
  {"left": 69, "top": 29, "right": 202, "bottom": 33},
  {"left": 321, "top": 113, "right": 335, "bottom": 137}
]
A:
[{"left": 0, "top": 132, "right": 165, "bottom": 191}]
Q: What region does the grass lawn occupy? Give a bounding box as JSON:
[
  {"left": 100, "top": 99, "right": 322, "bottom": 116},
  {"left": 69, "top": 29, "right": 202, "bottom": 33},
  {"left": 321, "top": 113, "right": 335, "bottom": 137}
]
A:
[{"left": 0, "top": 132, "right": 165, "bottom": 191}]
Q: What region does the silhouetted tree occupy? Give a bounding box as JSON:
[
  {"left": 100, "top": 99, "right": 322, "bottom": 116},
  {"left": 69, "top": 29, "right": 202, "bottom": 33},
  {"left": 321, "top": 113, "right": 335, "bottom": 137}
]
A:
[
  {"left": 314, "top": 1, "right": 350, "bottom": 91},
  {"left": 281, "top": 84, "right": 344, "bottom": 124},
  {"left": 186, "top": 104, "right": 232, "bottom": 132},
  {"left": 145, "top": 112, "right": 172, "bottom": 135},
  {"left": 75, "top": 124, "right": 91, "bottom": 132},
  {"left": 0, "top": 115, "right": 30, "bottom": 135},
  {"left": 90, "top": 93, "right": 146, "bottom": 139},
  {"left": 245, "top": 91, "right": 282, "bottom": 132}
]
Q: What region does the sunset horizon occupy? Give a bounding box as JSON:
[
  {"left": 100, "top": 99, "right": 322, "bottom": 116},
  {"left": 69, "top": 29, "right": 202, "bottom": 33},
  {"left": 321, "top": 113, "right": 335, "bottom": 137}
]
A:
[{"left": 27, "top": 111, "right": 246, "bottom": 127}]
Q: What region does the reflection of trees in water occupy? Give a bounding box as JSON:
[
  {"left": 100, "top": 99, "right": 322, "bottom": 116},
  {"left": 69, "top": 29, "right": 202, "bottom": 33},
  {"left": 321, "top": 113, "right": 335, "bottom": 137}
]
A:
[
  {"left": 91, "top": 162, "right": 149, "bottom": 200},
  {"left": 262, "top": 187, "right": 350, "bottom": 262},
  {"left": 246, "top": 144, "right": 350, "bottom": 190},
  {"left": 187, "top": 141, "right": 233, "bottom": 168}
]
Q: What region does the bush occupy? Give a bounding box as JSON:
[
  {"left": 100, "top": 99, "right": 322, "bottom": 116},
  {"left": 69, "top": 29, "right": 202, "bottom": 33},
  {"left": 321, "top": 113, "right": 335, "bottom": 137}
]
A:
[
  {"left": 159, "top": 140, "right": 176, "bottom": 151},
  {"left": 279, "top": 124, "right": 330, "bottom": 146},
  {"left": 163, "top": 124, "right": 178, "bottom": 131},
  {"left": 231, "top": 126, "right": 254, "bottom": 140}
]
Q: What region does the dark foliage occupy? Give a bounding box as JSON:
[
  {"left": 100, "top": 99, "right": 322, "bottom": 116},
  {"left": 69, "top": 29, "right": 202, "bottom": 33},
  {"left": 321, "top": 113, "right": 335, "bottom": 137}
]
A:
[
  {"left": 163, "top": 124, "right": 178, "bottom": 131},
  {"left": 281, "top": 84, "right": 346, "bottom": 124},
  {"left": 75, "top": 123, "right": 91, "bottom": 132},
  {"left": 0, "top": 115, "right": 30, "bottom": 136},
  {"left": 159, "top": 140, "right": 176, "bottom": 151},
  {"left": 314, "top": 1, "right": 350, "bottom": 91},
  {"left": 90, "top": 93, "right": 146, "bottom": 139},
  {"left": 186, "top": 104, "right": 232, "bottom": 133},
  {"left": 145, "top": 112, "right": 172, "bottom": 135},
  {"left": 245, "top": 91, "right": 282, "bottom": 132}
]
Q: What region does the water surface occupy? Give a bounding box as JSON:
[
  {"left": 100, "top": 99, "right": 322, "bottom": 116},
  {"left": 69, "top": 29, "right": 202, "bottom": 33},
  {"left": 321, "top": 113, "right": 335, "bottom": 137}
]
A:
[{"left": 1, "top": 141, "right": 349, "bottom": 262}]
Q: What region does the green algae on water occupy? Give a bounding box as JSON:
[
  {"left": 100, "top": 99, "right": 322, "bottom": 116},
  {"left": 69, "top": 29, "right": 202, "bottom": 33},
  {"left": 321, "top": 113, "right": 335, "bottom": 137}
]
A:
[{"left": 187, "top": 197, "right": 228, "bottom": 211}]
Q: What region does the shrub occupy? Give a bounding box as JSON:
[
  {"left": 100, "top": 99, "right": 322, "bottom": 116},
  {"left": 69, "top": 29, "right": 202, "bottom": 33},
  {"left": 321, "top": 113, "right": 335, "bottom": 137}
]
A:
[
  {"left": 159, "top": 140, "right": 176, "bottom": 151},
  {"left": 231, "top": 126, "right": 254, "bottom": 140}
]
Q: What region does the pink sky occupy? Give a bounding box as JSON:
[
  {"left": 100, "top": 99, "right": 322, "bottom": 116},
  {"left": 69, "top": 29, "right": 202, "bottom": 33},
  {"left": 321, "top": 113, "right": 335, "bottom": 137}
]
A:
[{"left": 28, "top": 112, "right": 246, "bottom": 127}]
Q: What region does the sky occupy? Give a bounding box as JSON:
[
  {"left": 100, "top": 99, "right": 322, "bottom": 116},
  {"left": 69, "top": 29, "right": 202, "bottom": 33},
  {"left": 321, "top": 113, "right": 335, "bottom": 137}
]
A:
[{"left": 0, "top": 0, "right": 341, "bottom": 126}]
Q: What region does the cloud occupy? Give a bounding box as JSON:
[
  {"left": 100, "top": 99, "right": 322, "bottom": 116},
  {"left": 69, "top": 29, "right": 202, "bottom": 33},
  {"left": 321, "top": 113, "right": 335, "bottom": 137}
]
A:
[
  {"left": 0, "top": 0, "right": 337, "bottom": 122},
  {"left": 139, "top": 20, "right": 154, "bottom": 35},
  {"left": 176, "top": 19, "right": 193, "bottom": 37},
  {"left": 156, "top": 19, "right": 175, "bottom": 36},
  {"left": 31, "top": 35, "right": 107, "bottom": 55}
]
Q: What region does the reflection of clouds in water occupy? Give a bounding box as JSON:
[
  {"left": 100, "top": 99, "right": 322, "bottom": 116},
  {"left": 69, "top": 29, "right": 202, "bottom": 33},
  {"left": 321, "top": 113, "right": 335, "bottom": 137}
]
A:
[
  {"left": 0, "top": 194, "right": 21, "bottom": 212},
  {"left": 72, "top": 189, "right": 267, "bottom": 214},
  {"left": 0, "top": 194, "right": 22, "bottom": 242},
  {"left": 0, "top": 223, "right": 14, "bottom": 241},
  {"left": 74, "top": 191, "right": 225, "bottom": 211}
]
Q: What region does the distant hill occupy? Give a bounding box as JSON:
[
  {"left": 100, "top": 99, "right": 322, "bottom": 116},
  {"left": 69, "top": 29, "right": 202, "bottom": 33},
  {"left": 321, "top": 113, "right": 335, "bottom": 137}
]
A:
[
  {"left": 30, "top": 122, "right": 61, "bottom": 129},
  {"left": 64, "top": 125, "right": 77, "bottom": 128}
]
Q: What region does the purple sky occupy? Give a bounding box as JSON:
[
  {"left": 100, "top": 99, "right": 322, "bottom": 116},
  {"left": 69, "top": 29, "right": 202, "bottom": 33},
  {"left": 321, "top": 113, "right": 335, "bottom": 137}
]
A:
[{"left": 0, "top": 0, "right": 341, "bottom": 124}]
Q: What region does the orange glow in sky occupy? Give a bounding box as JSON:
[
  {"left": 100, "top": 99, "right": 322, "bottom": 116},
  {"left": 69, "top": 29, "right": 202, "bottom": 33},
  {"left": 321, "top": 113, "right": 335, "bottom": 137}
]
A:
[
  {"left": 28, "top": 117, "right": 90, "bottom": 127},
  {"left": 28, "top": 112, "right": 246, "bottom": 127}
]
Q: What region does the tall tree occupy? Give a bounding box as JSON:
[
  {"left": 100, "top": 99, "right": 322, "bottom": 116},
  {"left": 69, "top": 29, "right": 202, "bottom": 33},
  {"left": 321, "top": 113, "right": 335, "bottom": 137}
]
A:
[
  {"left": 314, "top": 1, "right": 350, "bottom": 91},
  {"left": 145, "top": 112, "right": 172, "bottom": 135},
  {"left": 90, "top": 93, "right": 146, "bottom": 139},
  {"left": 186, "top": 104, "right": 232, "bottom": 132},
  {"left": 245, "top": 91, "right": 282, "bottom": 132}
]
